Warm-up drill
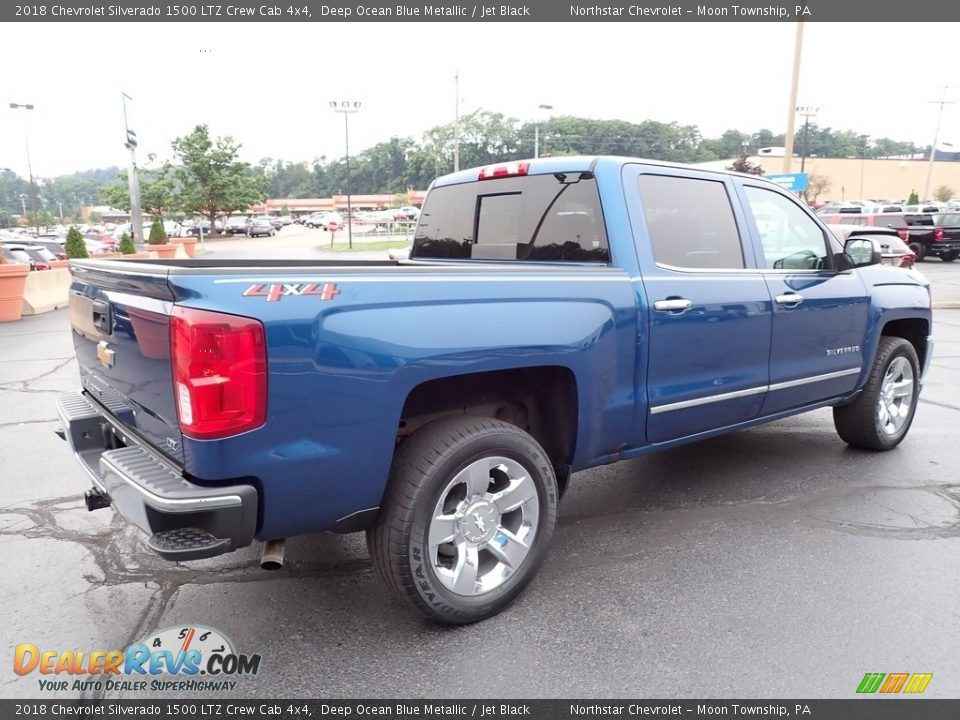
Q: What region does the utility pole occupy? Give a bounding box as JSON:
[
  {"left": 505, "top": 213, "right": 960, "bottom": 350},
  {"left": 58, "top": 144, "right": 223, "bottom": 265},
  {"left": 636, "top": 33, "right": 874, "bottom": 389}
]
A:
[
  {"left": 453, "top": 71, "right": 460, "bottom": 173},
  {"left": 796, "top": 105, "right": 819, "bottom": 173},
  {"left": 782, "top": 21, "right": 804, "bottom": 173},
  {"left": 923, "top": 84, "right": 955, "bottom": 201},
  {"left": 122, "top": 93, "right": 144, "bottom": 245}
]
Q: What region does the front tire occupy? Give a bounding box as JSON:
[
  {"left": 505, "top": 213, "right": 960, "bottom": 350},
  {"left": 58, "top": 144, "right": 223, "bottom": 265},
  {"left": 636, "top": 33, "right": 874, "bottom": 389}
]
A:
[
  {"left": 368, "top": 416, "right": 558, "bottom": 624},
  {"left": 940, "top": 252, "right": 957, "bottom": 263},
  {"left": 833, "top": 337, "right": 920, "bottom": 451}
]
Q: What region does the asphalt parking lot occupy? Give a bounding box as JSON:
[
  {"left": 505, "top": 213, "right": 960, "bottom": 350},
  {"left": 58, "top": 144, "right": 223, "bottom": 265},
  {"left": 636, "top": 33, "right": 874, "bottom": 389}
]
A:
[{"left": 2, "top": 247, "right": 959, "bottom": 700}]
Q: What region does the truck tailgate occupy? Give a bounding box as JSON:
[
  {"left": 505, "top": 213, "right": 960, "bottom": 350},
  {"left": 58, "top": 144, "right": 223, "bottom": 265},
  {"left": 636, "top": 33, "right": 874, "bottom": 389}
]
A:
[{"left": 68, "top": 263, "right": 184, "bottom": 465}]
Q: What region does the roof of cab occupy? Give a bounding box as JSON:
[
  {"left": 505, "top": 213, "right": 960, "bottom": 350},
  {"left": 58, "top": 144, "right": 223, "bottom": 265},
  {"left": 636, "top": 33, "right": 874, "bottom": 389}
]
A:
[{"left": 430, "top": 155, "right": 782, "bottom": 188}]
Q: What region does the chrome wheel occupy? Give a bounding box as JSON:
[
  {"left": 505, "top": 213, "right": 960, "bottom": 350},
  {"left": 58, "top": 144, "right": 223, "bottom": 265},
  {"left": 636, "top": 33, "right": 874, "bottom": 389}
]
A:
[
  {"left": 877, "top": 356, "right": 914, "bottom": 436},
  {"left": 429, "top": 456, "right": 540, "bottom": 596}
]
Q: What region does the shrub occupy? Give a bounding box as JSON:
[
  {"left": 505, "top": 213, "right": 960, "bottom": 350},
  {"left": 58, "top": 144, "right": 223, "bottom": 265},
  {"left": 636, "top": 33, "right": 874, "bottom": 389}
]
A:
[
  {"left": 65, "top": 227, "right": 89, "bottom": 259},
  {"left": 118, "top": 232, "right": 135, "bottom": 254},
  {"left": 907, "top": 190, "right": 919, "bottom": 205},
  {"left": 147, "top": 219, "right": 167, "bottom": 245}
]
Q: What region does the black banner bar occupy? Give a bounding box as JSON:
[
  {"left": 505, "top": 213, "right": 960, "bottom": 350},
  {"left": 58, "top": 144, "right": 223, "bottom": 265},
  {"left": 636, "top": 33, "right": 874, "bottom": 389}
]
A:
[
  {"left": 3, "top": 700, "right": 960, "bottom": 720},
  {"left": 5, "top": 0, "right": 960, "bottom": 22}
]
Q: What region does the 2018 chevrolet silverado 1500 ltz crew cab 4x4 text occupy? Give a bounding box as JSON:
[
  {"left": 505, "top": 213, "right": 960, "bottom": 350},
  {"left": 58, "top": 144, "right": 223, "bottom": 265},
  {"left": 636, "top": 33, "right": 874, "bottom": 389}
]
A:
[{"left": 56, "top": 157, "right": 932, "bottom": 624}]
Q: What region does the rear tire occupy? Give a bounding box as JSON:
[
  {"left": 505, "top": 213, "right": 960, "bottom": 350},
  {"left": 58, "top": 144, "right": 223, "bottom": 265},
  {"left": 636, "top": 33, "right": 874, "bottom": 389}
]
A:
[
  {"left": 368, "top": 416, "right": 558, "bottom": 624},
  {"left": 940, "top": 252, "right": 957, "bottom": 263},
  {"left": 908, "top": 242, "right": 926, "bottom": 261},
  {"left": 833, "top": 337, "right": 920, "bottom": 451}
]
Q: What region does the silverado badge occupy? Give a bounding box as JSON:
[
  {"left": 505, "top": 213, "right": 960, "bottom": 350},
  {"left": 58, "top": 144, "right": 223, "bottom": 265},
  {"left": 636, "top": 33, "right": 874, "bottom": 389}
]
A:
[{"left": 96, "top": 341, "right": 115, "bottom": 369}]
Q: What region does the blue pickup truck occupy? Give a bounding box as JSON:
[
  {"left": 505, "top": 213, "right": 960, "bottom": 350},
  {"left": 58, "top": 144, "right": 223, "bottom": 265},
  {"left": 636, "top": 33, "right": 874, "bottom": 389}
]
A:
[{"left": 57, "top": 157, "right": 932, "bottom": 624}]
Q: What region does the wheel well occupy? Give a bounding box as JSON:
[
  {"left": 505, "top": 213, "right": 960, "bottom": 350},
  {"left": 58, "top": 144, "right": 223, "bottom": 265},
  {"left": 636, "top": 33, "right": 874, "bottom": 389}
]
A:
[
  {"left": 881, "top": 318, "right": 929, "bottom": 368},
  {"left": 399, "top": 367, "right": 578, "bottom": 476}
]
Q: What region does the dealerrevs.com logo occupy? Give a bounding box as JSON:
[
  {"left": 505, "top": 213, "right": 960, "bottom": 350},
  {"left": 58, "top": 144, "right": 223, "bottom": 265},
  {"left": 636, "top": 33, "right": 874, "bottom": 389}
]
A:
[{"left": 14, "top": 625, "right": 261, "bottom": 693}]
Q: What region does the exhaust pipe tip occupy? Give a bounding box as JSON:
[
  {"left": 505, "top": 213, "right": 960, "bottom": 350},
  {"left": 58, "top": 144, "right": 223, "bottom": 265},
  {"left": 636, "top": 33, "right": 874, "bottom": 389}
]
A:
[{"left": 260, "top": 539, "right": 286, "bottom": 570}]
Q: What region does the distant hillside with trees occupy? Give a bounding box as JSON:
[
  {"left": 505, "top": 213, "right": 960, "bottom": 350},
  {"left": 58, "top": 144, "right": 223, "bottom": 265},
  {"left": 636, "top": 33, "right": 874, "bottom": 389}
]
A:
[{"left": 0, "top": 111, "right": 928, "bottom": 227}]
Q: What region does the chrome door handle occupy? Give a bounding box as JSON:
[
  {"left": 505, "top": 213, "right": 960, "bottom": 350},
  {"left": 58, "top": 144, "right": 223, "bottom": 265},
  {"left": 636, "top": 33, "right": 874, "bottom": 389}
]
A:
[
  {"left": 653, "top": 298, "right": 694, "bottom": 312},
  {"left": 775, "top": 292, "right": 804, "bottom": 306}
]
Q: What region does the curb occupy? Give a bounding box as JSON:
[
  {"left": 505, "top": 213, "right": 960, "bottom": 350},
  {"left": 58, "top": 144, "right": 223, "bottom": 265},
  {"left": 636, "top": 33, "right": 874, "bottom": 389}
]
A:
[{"left": 933, "top": 302, "right": 960, "bottom": 309}]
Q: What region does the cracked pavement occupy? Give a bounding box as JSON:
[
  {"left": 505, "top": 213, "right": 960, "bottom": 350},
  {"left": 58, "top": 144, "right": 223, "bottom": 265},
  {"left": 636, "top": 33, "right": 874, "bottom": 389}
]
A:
[{"left": 2, "top": 295, "right": 959, "bottom": 700}]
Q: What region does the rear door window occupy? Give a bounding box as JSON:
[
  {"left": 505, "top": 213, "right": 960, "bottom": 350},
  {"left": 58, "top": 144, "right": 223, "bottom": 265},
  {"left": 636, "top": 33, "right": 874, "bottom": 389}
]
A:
[
  {"left": 637, "top": 175, "right": 744, "bottom": 269},
  {"left": 412, "top": 172, "right": 609, "bottom": 262}
]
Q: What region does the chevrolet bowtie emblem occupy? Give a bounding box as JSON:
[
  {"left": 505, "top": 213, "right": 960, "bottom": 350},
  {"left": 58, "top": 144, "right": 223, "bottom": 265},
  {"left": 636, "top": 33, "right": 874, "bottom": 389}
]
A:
[{"left": 97, "top": 341, "right": 115, "bottom": 369}]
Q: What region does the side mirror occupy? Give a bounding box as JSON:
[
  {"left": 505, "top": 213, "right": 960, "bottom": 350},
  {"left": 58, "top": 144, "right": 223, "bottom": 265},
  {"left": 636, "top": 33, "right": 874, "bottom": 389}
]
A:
[{"left": 843, "top": 237, "right": 881, "bottom": 268}]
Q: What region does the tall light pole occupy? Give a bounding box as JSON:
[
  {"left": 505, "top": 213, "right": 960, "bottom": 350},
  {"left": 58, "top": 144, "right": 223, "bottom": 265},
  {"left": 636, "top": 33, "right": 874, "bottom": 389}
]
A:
[
  {"left": 533, "top": 104, "right": 553, "bottom": 159},
  {"left": 923, "top": 84, "right": 954, "bottom": 201},
  {"left": 330, "top": 100, "right": 361, "bottom": 248},
  {"left": 796, "top": 105, "right": 818, "bottom": 173},
  {"left": 122, "top": 93, "right": 144, "bottom": 245},
  {"left": 9, "top": 102, "right": 39, "bottom": 236},
  {"left": 453, "top": 72, "right": 460, "bottom": 172}
]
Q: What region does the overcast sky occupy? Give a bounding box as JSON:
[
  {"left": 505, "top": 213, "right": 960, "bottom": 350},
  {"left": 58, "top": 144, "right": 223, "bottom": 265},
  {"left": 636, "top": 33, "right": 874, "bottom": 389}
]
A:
[{"left": 2, "top": 22, "right": 956, "bottom": 178}]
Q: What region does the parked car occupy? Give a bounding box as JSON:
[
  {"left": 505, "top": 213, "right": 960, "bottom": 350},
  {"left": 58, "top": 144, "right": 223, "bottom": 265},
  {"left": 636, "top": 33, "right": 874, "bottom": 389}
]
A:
[
  {"left": 247, "top": 217, "right": 276, "bottom": 238},
  {"left": 22, "top": 245, "right": 60, "bottom": 270},
  {"left": 902, "top": 212, "right": 960, "bottom": 262},
  {"left": 827, "top": 225, "right": 915, "bottom": 268},
  {"left": 816, "top": 204, "right": 863, "bottom": 215},
  {"left": 81, "top": 236, "right": 114, "bottom": 255},
  {"left": 393, "top": 206, "right": 420, "bottom": 220},
  {"left": 33, "top": 240, "right": 67, "bottom": 260},
  {"left": 1, "top": 243, "right": 45, "bottom": 269},
  {"left": 85, "top": 233, "right": 118, "bottom": 251},
  {"left": 269, "top": 216, "right": 285, "bottom": 230},
  {"left": 224, "top": 217, "right": 250, "bottom": 235},
  {"left": 303, "top": 212, "right": 332, "bottom": 228},
  {"left": 57, "top": 156, "right": 931, "bottom": 624}
]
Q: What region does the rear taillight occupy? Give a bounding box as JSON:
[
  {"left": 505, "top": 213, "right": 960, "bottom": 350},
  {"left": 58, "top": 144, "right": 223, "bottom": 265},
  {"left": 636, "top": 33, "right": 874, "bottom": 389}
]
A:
[
  {"left": 478, "top": 162, "right": 529, "bottom": 180},
  {"left": 170, "top": 307, "right": 267, "bottom": 439},
  {"left": 935, "top": 228, "right": 944, "bottom": 242},
  {"left": 897, "top": 228, "right": 909, "bottom": 241},
  {"left": 902, "top": 252, "right": 916, "bottom": 267},
  {"left": 35, "top": 262, "right": 51, "bottom": 270}
]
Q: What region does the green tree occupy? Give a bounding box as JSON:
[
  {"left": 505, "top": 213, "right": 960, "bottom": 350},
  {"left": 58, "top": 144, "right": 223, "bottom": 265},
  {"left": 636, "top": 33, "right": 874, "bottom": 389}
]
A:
[
  {"left": 171, "top": 125, "right": 267, "bottom": 234},
  {"left": 89, "top": 211, "right": 103, "bottom": 223},
  {"left": 147, "top": 218, "right": 167, "bottom": 245},
  {"left": 907, "top": 190, "right": 919, "bottom": 205},
  {"left": 64, "top": 227, "right": 88, "bottom": 259},
  {"left": 933, "top": 185, "right": 955, "bottom": 203},
  {"left": 0, "top": 210, "right": 13, "bottom": 229},
  {"left": 118, "top": 232, "right": 135, "bottom": 254},
  {"left": 726, "top": 156, "right": 765, "bottom": 175},
  {"left": 99, "top": 164, "right": 177, "bottom": 220},
  {"left": 26, "top": 209, "right": 55, "bottom": 228},
  {"left": 802, "top": 174, "right": 831, "bottom": 205}
]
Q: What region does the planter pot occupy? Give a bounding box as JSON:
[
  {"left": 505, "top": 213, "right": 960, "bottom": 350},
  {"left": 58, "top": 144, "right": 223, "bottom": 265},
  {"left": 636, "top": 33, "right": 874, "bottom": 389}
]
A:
[
  {"left": 116, "top": 252, "right": 151, "bottom": 260},
  {"left": 0, "top": 263, "right": 31, "bottom": 322},
  {"left": 50, "top": 259, "right": 72, "bottom": 269},
  {"left": 147, "top": 243, "right": 177, "bottom": 260},
  {"left": 171, "top": 237, "right": 198, "bottom": 258},
  {"left": 148, "top": 244, "right": 177, "bottom": 259}
]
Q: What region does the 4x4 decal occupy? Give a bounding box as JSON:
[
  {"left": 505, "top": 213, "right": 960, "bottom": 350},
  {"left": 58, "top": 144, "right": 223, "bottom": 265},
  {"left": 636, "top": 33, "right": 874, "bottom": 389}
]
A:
[{"left": 242, "top": 282, "right": 340, "bottom": 303}]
